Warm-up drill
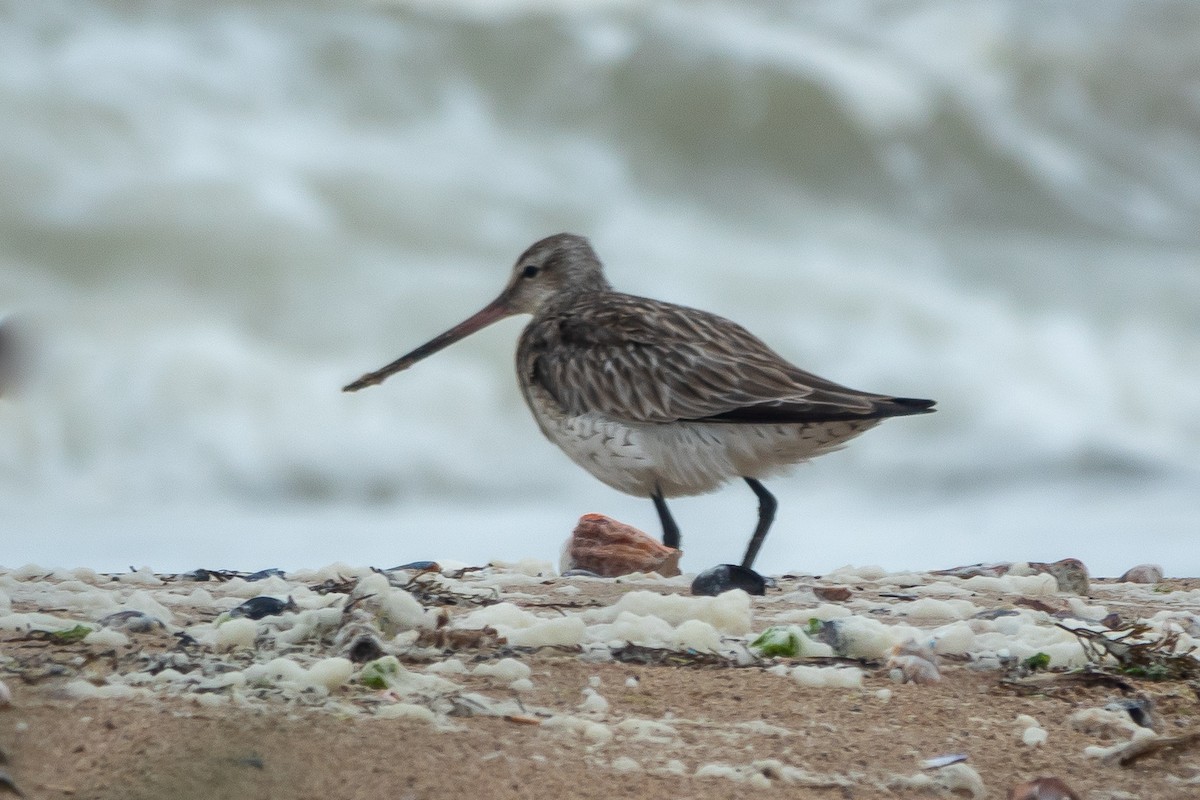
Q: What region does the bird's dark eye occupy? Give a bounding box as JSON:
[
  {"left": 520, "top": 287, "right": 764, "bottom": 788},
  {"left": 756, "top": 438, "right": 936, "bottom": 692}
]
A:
[{"left": 522, "top": 265, "right": 539, "bottom": 279}]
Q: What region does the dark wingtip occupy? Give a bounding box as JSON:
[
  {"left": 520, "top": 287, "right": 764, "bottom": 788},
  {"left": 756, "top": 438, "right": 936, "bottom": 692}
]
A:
[{"left": 887, "top": 397, "right": 937, "bottom": 415}]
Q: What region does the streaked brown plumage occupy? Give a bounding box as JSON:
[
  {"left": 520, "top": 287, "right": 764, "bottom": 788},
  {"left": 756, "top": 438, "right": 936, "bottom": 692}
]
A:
[{"left": 345, "top": 233, "right": 935, "bottom": 570}]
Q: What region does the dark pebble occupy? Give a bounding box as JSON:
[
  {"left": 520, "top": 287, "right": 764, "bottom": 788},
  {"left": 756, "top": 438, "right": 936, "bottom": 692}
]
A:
[
  {"left": 181, "top": 569, "right": 212, "bottom": 582},
  {"left": 230, "top": 596, "right": 296, "bottom": 620},
  {"left": 690, "top": 564, "right": 767, "bottom": 596}
]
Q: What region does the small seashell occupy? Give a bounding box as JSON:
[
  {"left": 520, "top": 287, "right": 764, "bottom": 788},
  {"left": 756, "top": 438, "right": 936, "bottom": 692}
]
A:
[
  {"left": 921, "top": 753, "right": 967, "bottom": 769},
  {"left": 1007, "top": 776, "right": 1081, "bottom": 800},
  {"left": 888, "top": 640, "right": 941, "bottom": 684},
  {"left": 230, "top": 596, "right": 298, "bottom": 620},
  {"left": 563, "top": 514, "right": 682, "bottom": 577},
  {"left": 813, "top": 586, "right": 852, "bottom": 602},
  {"left": 0, "top": 679, "right": 11, "bottom": 708},
  {"left": 690, "top": 564, "right": 766, "bottom": 596},
  {"left": 1118, "top": 564, "right": 1163, "bottom": 584}
]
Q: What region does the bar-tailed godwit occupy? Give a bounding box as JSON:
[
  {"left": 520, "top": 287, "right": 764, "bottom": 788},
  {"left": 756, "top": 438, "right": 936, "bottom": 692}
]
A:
[{"left": 345, "top": 234, "right": 935, "bottom": 570}]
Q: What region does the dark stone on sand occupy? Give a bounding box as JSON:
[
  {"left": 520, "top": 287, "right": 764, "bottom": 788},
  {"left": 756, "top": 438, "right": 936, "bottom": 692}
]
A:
[
  {"left": 230, "top": 596, "right": 297, "bottom": 620},
  {"left": 1118, "top": 564, "right": 1163, "bottom": 584},
  {"left": 690, "top": 564, "right": 766, "bottom": 597}
]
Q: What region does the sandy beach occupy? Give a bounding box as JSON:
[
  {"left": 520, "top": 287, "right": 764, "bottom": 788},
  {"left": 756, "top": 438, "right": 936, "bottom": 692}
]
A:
[{"left": 2, "top": 559, "right": 1199, "bottom": 799}]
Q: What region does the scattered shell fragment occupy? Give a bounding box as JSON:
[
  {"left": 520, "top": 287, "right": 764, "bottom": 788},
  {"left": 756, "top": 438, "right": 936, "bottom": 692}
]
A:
[
  {"left": 691, "top": 564, "right": 767, "bottom": 596},
  {"left": 563, "top": 514, "right": 682, "bottom": 577},
  {"left": 1119, "top": 564, "right": 1164, "bottom": 584},
  {"left": 921, "top": 753, "right": 967, "bottom": 769},
  {"left": 888, "top": 640, "right": 941, "bottom": 685},
  {"left": 813, "top": 586, "right": 851, "bottom": 602},
  {"left": 97, "top": 610, "right": 166, "bottom": 633},
  {"left": 1007, "top": 776, "right": 1081, "bottom": 800},
  {"left": 0, "top": 680, "right": 10, "bottom": 708}
]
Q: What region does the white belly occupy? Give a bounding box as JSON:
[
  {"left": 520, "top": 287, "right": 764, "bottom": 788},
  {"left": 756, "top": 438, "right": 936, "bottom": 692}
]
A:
[{"left": 523, "top": 386, "right": 879, "bottom": 498}]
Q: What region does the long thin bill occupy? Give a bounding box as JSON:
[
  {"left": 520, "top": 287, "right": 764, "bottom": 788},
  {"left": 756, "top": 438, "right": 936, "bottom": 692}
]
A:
[{"left": 342, "top": 298, "right": 510, "bottom": 392}]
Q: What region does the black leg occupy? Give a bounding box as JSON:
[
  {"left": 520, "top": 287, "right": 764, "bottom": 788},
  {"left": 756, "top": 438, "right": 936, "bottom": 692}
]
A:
[
  {"left": 741, "top": 478, "right": 777, "bottom": 569},
  {"left": 651, "top": 486, "right": 681, "bottom": 549}
]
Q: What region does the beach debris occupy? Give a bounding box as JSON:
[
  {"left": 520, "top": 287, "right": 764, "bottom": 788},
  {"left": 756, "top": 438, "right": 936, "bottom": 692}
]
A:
[
  {"left": 1105, "top": 697, "right": 1157, "bottom": 730},
  {"left": 245, "top": 568, "right": 286, "bottom": 582},
  {"left": 750, "top": 626, "right": 804, "bottom": 658},
  {"left": 97, "top": 610, "right": 166, "bottom": 634},
  {"left": 609, "top": 643, "right": 742, "bottom": 668},
  {"left": 1058, "top": 621, "right": 1200, "bottom": 680},
  {"left": 332, "top": 612, "right": 388, "bottom": 663},
  {"left": 504, "top": 713, "right": 542, "bottom": 725},
  {"left": 359, "top": 656, "right": 404, "bottom": 690},
  {"left": 933, "top": 559, "right": 1089, "bottom": 594},
  {"left": 416, "top": 624, "right": 505, "bottom": 652},
  {"left": 1030, "top": 559, "right": 1089, "bottom": 595},
  {"left": 562, "top": 514, "right": 682, "bottom": 577},
  {"left": 390, "top": 561, "right": 441, "bottom": 572},
  {"left": 230, "top": 596, "right": 298, "bottom": 620},
  {"left": 1007, "top": 776, "right": 1080, "bottom": 800},
  {"left": 1002, "top": 670, "right": 1134, "bottom": 697},
  {"left": 179, "top": 568, "right": 246, "bottom": 582},
  {"left": 932, "top": 562, "right": 1011, "bottom": 579},
  {"left": 1119, "top": 564, "right": 1164, "bottom": 584},
  {"left": 920, "top": 753, "right": 967, "bottom": 770},
  {"left": 887, "top": 640, "right": 941, "bottom": 685},
  {"left": 1022, "top": 653, "right": 1051, "bottom": 672},
  {"left": 812, "top": 586, "right": 851, "bottom": 602},
  {"left": 691, "top": 564, "right": 766, "bottom": 596},
  {"left": 931, "top": 762, "right": 986, "bottom": 799},
  {"left": 0, "top": 679, "right": 10, "bottom": 708},
  {"left": 47, "top": 624, "right": 92, "bottom": 643},
  {"left": 560, "top": 568, "right": 602, "bottom": 577},
  {"left": 1015, "top": 714, "right": 1048, "bottom": 747},
  {"left": 1101, "top": 728, "right": 1200, "bottom": 767}
]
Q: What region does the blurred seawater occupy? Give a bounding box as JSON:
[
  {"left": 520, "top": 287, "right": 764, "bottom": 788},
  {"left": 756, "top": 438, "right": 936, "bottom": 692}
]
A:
[{"left": 1, "top": 0, "right": 1197, "bottom": 574}]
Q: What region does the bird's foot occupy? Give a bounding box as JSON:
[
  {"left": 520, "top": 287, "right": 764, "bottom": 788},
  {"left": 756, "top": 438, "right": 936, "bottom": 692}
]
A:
[{"left": 690, "top": 564, "right": 769, "bottom": 596}]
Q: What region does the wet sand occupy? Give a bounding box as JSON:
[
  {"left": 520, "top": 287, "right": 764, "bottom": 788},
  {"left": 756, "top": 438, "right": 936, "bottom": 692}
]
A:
[{"left": 2, "top": 563, "right": 1199, "bottom": 799}]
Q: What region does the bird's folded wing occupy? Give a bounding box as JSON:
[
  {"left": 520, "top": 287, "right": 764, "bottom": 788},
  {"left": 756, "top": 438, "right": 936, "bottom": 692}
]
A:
[{"left": 526, "top": 297, "right": 895, "bottom": 425}]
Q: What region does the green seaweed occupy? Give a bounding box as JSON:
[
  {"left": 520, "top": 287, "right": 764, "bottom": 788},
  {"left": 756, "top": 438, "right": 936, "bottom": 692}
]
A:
[
  {"left": 1023, "top": 652, "right": 1051, "bottom": 671},
  {"left": 359, "top": 655, "right": 403, "bottom": 689},
  {"left": 50, "top": 624, "right": 93, "bottom": 643},
  {"left": 750, "top": 626, "right": 803, "bottom": 658}
]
